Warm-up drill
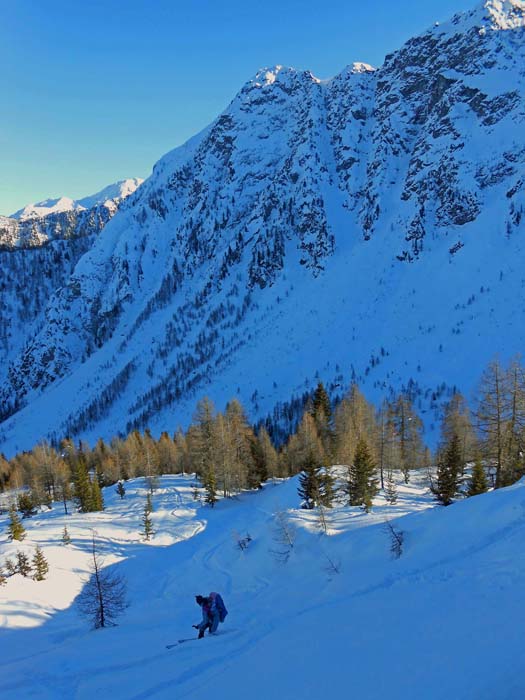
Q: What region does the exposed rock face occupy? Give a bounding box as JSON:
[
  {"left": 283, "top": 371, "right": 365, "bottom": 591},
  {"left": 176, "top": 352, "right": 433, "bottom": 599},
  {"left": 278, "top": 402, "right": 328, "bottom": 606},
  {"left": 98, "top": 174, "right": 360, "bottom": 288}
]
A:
[{"left": 1, "top": 1, "right": 524, "bottom": 452}]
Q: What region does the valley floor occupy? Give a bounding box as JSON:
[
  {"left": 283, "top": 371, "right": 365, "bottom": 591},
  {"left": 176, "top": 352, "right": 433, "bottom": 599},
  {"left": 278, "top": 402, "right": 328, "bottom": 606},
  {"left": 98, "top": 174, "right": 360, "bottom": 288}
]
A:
[{"left": 0, "top": 472, "right": 524, "bottom": 699}]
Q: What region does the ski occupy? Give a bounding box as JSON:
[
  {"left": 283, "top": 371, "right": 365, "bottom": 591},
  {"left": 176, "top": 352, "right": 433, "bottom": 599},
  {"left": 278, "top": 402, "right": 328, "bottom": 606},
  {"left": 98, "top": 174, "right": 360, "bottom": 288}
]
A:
[{"left": 166, "top": 638, "right": 197, "bottom": 649}]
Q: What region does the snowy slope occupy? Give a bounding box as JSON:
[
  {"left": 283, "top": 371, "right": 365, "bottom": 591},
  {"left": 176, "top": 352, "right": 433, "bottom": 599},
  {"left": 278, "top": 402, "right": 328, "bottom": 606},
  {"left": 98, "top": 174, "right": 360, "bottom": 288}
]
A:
[
  {"left": 0, "top": 474, "right": 524, "bottom": 699},
  {"left": 1, "top": 0, "right": 525, "bottom": 453},
  {"left": 0, "top": 179, "right": 143, "bottom": 399}
]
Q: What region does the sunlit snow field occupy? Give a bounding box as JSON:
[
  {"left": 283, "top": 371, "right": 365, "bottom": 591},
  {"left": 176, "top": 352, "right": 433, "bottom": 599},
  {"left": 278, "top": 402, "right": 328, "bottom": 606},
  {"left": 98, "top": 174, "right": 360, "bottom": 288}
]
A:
[{"left": 1, "top": 473, "right": 524, "bottom": 699}]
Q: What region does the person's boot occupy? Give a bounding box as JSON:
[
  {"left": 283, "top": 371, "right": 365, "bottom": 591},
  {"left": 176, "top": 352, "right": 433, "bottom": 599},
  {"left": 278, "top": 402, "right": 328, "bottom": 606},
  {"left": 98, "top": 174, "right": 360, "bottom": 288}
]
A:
[{"left": 198, "top": 629, "right": 204, "bottom": 639}]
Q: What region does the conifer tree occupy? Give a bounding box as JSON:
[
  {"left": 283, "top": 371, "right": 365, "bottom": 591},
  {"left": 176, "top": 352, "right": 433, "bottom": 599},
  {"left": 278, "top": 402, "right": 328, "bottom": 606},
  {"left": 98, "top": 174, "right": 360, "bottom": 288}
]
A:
[
  {"left": 57, "top": 468, "right": 72, "bottom": 515},
  {"left": 286, "top": 412, "right": 326, "bottom": 475},
  {"left": 320, "top": 468, "right": 335, "bottom": 508},
  {"left": 347, "top": 438, "right": 378, "bottom": 511},
  {"left": 440, "top": 394, "right": 477, "bottom": 471},
  {"left": 76, "top": 534, "right": 127, "bottom": 629},
  {"left": 17, "top": 491, "right": 36, "bottom": 518},
  {"left": 62, "top": 525, "right": 71, "bottom": 545},
  {"left": 0, "top": 565, "right": 6, "bottom": 586},
  {"left": 384, "top": 468, "right": 398, "bottom": 504},
  {"left": 474, "top": 359, "right": 508, "bottom": 487},
  {"left": 145, "top": 491, "right": 153, "bottom": 514},
  {"left": 141, "top": 498, "right": 154, "bottom": 541},
  {"left": 311, "top": 382, "right": 333, "bottom": 457},
  {"left": 32, "top": 545, "right": 49, "bottom": 581},
  {"left": 16, "top": 551, "right": 32, "bottom": 577},
  {"left": 434, "top": 433, "right": 462, "bottom": 505},
  {"left": 256, "top": 427, "right": 279, "bottom": 481},
  {"left": 334, "top": 384, "right": 377, "bottom": 468},
  {"left": 202, "top": 467, "right": 218, "bottom": 507},
  {"left": 116, "top": 481, "right": 126, "bottom": 499},
  {"left": 157, "top": 431, "right": 179, "bottom": 474},
  {"left": 74, "top": 461, "right": 93, "bottom": 513},
  {"left": 390, "top": 395, "right": 424, "bottom": 483},
  {"left": 7, "top": 504, "right": 26, "bottom": 541},
  {"left": 91, "top": 478, "right": 104, "bottom": 512},
  {"left": 467, "top": 458, "right": 489, "bottom": 497},
  {"left": 297, "top": 464, "right": 322, "bottom": 509},
  {"left": 297, "top": 464, "right": 334, "bottom": 508}
]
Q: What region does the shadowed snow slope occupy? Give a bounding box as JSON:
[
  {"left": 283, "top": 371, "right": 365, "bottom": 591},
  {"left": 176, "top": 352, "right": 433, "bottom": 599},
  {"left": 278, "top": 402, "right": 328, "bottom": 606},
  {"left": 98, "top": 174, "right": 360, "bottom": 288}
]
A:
[{"left": 1, "top": 474, "right": 524, "bottom": 699}]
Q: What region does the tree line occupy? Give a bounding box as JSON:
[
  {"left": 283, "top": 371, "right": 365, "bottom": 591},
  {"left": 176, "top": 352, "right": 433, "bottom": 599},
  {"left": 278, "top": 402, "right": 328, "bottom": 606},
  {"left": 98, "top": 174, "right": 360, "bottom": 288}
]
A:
[{"left": 1, "top": 356, "right": 524, "bottom": 514}]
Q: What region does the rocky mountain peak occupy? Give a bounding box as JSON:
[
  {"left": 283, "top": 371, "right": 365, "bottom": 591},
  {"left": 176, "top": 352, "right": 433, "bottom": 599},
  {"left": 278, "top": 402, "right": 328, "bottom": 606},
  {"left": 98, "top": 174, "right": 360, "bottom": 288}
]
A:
[
  {"left": 434, "top": 0, "right": 525, "bottom": 36},
  {"left": 1, "top": 1, "right": 524, "bottom": 454}
]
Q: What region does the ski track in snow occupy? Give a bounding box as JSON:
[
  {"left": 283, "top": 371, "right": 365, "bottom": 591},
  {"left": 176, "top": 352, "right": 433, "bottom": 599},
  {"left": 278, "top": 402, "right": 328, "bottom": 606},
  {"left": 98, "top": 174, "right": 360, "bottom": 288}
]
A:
[{"left": 1, "top": 473, "right": 525, "bottom": 699}]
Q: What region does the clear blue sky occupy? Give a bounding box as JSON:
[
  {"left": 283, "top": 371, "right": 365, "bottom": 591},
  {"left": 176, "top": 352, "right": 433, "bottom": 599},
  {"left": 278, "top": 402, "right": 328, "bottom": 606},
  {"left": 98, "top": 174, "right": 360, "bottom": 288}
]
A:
[{"left": 0, "top": 0, "right": 475, "bottom": 215}]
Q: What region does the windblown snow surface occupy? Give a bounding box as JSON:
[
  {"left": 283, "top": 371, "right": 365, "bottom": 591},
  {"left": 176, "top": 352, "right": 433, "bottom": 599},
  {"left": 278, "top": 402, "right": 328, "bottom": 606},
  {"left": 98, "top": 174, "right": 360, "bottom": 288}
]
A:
[{"left": 1, "top": 474, "right": 524, "bottom": 699}]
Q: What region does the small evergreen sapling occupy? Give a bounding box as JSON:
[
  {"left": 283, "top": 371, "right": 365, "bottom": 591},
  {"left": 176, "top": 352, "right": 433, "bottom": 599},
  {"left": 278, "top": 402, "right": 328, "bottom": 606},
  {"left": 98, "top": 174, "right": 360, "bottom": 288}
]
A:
[
  {"left": 142, "top": 509, "right": 154, "bottom": 541},
  {"left": 16, "top": 551, "right": 32, "bottom": 577},
  {"left": 145, "top": 492, "right": 153, "bottom": 514},
  {"left": 7, "top": 504, "right": 26, "bottom": 541},
  {"left": 32, "top": 546, "right": 49, "bottom": 581},
  {"left": 62, "top": 526, "right": 71, "bottom": 545},
  {"left": 142, "top": 495, "right": 154, "bottom": 541},
  {"left": 0, "top": 565, "right": 6, "bottom": 586},
  {"left": 384, "top": 469, "right": 398, "bottom": 505}
]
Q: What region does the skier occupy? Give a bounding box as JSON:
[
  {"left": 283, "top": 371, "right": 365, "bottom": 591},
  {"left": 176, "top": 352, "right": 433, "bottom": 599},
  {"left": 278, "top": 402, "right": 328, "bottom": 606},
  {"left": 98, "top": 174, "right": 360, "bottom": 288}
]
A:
[
  {"left": 193, "top": 592, "right": 227, "bottom": 638},
  {"left": 193, "top": 595, "right": 218, "bottom": 638}
]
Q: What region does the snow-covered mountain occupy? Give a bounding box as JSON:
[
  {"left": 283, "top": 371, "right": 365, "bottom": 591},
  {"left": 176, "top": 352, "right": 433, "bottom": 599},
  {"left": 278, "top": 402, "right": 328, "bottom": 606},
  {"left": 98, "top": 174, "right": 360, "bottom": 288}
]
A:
[
  {"left": 1, "top": 178, "right": 143, "bottom": 248},
  {"left": 1, "top": 0, "right": 525, "bottom": 454},
  {"left": 1, "top": 473, "right": 525, "bottom": 699},
  {"left": 0, "top": 179, "right": 143, "bottom": 402}
]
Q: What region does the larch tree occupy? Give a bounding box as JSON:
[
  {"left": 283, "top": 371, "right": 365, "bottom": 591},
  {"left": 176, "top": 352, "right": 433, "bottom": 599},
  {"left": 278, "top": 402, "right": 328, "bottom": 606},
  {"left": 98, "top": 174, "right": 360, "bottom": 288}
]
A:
[
  {"left": 76, "top": 534, "right": 127, "bottom": 629},
  {"left": 334, "top": 384, "right": 377, "bottom": 468},
  {"left": 390, "top": 395, "right": 424, "bottom": 483},
  {"left": 440, "top": 393, "right": 478, "bottom": 472},
  {"left": 474, "top": 359, "right": 508, "bottom": 487},
  {"left": 255, "top": 426, "right": 279, "bottom": 482}
]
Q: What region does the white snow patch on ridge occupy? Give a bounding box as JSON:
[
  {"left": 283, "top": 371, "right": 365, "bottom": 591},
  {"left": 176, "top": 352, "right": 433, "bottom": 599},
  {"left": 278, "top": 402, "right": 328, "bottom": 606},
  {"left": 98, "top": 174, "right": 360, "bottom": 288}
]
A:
[{"left": 10, "top": 178, "right": 144, "bottom": 220}]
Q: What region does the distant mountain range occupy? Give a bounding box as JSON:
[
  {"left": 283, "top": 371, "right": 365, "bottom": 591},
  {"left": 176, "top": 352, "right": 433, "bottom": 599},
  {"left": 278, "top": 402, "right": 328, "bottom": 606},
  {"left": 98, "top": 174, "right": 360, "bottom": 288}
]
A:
[{"left": 1, "top": 0, "right": 524, "bottom": 455}]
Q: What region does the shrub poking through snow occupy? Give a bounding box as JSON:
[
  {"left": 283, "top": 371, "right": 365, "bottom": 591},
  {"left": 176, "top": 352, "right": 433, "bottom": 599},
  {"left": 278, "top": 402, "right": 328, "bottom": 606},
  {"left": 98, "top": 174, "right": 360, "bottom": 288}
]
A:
[{"left": 385, "top": 520, "right": 404, "bottom": 559}]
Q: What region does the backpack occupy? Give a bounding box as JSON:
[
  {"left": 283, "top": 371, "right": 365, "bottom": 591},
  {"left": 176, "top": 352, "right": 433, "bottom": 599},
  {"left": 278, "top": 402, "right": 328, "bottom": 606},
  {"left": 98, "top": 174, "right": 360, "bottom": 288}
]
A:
[{"left": 209, "top": 591, "right": 228, "bottom": 622}]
